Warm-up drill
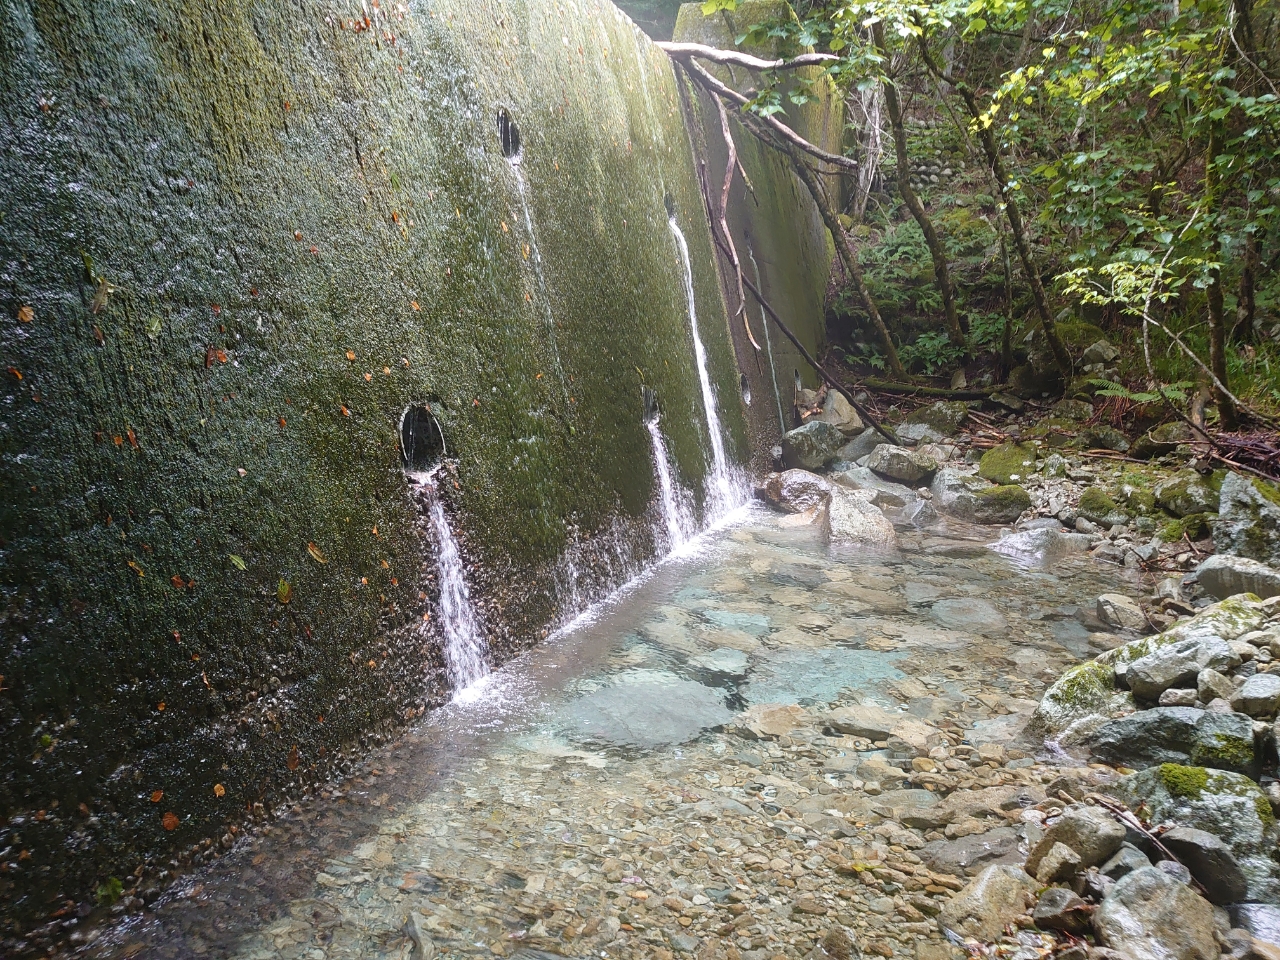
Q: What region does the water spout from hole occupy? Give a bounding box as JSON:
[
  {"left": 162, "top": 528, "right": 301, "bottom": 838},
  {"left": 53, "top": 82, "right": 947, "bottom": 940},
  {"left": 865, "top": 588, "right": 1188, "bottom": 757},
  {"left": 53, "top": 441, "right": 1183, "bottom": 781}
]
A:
[{"left": 642, "top": 387, "right": 693, "bottom": 551}]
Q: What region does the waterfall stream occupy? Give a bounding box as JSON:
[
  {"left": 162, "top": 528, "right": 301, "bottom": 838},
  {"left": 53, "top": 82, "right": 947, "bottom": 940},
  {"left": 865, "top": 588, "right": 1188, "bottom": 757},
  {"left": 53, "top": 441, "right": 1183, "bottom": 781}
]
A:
[
  {"left": 668, "top": 216, "right": 739, "bottom": 518},
  {"left": 412, "top": 470, "right": 490, "bottom": 694},
  {"left": 645, "top": 418, "right": 694, "bottom": 551}
]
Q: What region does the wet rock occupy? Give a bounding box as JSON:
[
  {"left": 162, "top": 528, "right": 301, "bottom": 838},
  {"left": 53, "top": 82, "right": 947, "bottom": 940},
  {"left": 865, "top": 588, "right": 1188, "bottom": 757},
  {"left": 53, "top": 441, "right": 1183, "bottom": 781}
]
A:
[
  {"left": 1216, "top": 472, "right": 1280, "bottom": 566},
  {"left": 756, "top": 469, "right": 832, "bottom": 514},
  {"left": 1161, "top": 826, "right": 1249, "bottom": 904},
  {"left": 1084, "top": 706, "right": 1258, "bottom": 774},
  {"left": 1126, "top": 636, "right": 1241, "bottom": 701},
  {"left": 989, "top": 527, "right": 1093, "bottom": 567},
  {"left": 731, "top": 703, "right": 809, "bottom": 740},
  {"left": 921, "top": 828, "right": 1022, "bottom": 876},
  {"left": 896, "top": 401, "right": 969, "bottom": 443},
  {"left": 1101, "top": 842, "right": 1152, "bottom": 880},
  {"left": 866, "top": 444, "right": 939, "bottom": 485},
  {"left": 1034, "top": 841, "right": 1082, "bottom": 882},
  {"left": 1079, "top": 489, "right": 1128, "bottom": 527},
  {"left": 936, "top": 865, "right": 1037, "bottom": 940},
  {"left": 403, "top": 913, "right": 438, "bottom": 960},
  {"left": 1079, "top": 425, "right": 1130, "bottom": 452},
  {"left": 1032, "top": 886, "right": 1091, "bottom": 933},
  {"left": 1096, "top": 594, "right": 1146, "bottom": 632},
  {"left": 816, "top": 390, "right": 864, "bottom": 437},
  {"left": 837, "top": 429, "right": 886, "bottom": 463},
  {"left": 1232, "top": 673, "right": 1280, "bottom": 717},
  {"left": 1198, "top": 668, "right": 1239, "bottom": 704},
  {"left": 829, "top": 465, "right": 917, "bottom": 508},
  {"left": 1025, "top": 804, "right": 1126, "bottom": 875},
  {"left": 931, "top": 468, "right": 1029, "bottom": 525},
  {"left": 1112, "top": 764, "right": 1280, "bottom": 902},
  {"left": 783, "top": 422, "right": 846, "bottom": 471},
  {"left": 827, "top": 487, "right": 898, "bottom": 547},
  {"left": 1156, "top": 470, "right": 1222, "bottom": 518},
  {"left": 978, "top": 442, "right": 1038, "bottom": 485},
  {"left": 1032, "top": 660, "right": 1133, "bottom": 737},
  {"left": 1094, "top": 866, "right": 1219, "bottom": 960},
  {"left": 564, "top": 673, "right": 734, "bottom": 748},
  {"left": 1232, "top": 904, "right": 1280, "bottom": 949},
  {"left": 1195, "top": 555, "right": 1280, "bottom": 601}
]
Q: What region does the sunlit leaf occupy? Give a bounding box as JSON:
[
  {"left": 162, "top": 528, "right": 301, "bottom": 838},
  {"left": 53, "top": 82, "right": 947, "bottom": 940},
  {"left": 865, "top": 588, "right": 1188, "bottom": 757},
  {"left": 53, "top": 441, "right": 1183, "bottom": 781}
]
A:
[
  {"left": 307, "top": 542, "right": 327, "bottom": 564},
  {"left": 277, "top": 579, "right": 293, "bottom": 604},
  {"left": 228, "top": 554, "right": 247, "bottom": 570}
]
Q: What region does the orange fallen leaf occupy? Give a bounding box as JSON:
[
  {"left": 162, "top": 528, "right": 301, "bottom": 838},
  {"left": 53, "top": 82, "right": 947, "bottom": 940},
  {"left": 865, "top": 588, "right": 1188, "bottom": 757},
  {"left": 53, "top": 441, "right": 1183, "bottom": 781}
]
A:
[
  {"left": 306, "top": 542, "right": 327, "bottom": 564},
  {"left": 213, "top": 783, "right": 226, "bottom": 798},
  {"left": 215, "top": 349, "right": 228, "bottom": 363},
  {"left": 411, "top": 301, "right": 420, "bottom": 311},
  {"left": 380, "top": 560, "right": 389, "bottom": 569},
  {"left": 501, "top": 221, "right": 509, "bottom": 232},
  {"left": 279, "top": 417, "right": 287, "bottom": 428},
  {"left": 128, "top": 560, "right": 144, "bottom": 577},
  {"left": 345, "top": 350, "right": 356, "bottom": 361},
  {"left": 340, "top": 405, "right": 350, "bottom": 417},
  {"left": 17, "top": 306, "right": 33, "bottom": 323},
  {"left": 156, "top": 701, "right": 165, "bottom": 711},
  {"left": 286, "top": 745, "right": 299, "bottom": 771},
  {"left": 113, "top": 435, "right": 123, "bottom": 447},
  {"left": 363, "top": 372, "right": 372, "bottom": 381},
  {"left": 151, "top": 789, "right": 163, "bottom": 803},
  {"left": 170, "top": 575, "right": 185, "bottom": 590},
  {"left": 372, "top": 525, "right": 379, "bottom": 536},
  {"left": 294, "top": 230, "right": 303, "bottom": 241},
  {"left": 7, "top": 366, "right": 22, "bottom": 380},
  {"left": 127, "top": 428, "right": 138, "bottom": 448},
  {"left": 162, "top": 811, "right": 179, "bottom": 831}
]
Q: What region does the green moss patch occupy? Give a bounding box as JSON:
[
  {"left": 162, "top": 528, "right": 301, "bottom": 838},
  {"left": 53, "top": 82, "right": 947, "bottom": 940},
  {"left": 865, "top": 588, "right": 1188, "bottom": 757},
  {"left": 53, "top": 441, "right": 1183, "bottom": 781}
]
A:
[
  {"left": 978, "top": 442, "right": 1037, "bottom": 485},
  {"left": 1158, "top": 762, "right": 1210, "bottom": 800}
]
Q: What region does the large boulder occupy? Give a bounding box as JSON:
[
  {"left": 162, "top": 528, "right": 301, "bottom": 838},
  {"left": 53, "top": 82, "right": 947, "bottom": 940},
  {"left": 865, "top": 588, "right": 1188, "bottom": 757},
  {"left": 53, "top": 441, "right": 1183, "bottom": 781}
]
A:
[
  {"left": 1161, "top": 825, "right": 1249, "bottom": 904},
  {"left": 930, "top": 468, "right": 1030, "bottom": 525},
  {"left": 1031, "top": 660, "right": 1134, "bottom": 737},
  {"left": 756, "top": 470, "right": 832, "bottom": 514},
  {"left": 1112, "top": 764, "right": 1280, "bottom": 902},
  {"left": 1194, "top": 554, "right": 1280, "bottom": 600},
  {"left": 1156, "top": 470, "right": 1223, "bottom": 518},
  {"left": 782, "top": 421, "right": 846, "bottom": 471},
  {"left": 865, "top": 444, "right": 939, "bottom": 485},
  {"left": 1100, "top": 596, "right": 1266, "bottom": 667},
  {"left": 828, "top": 465, "right": 918, "bottom": 508},
  {"left": 1024, "top": 803, "right": 1126, "bottom": 875},
  {"left": 827, "top": 487, "right": 897, "bottom": 548},
  {"left": 936, "top": 865, "right": 1037, "bottom": 940},
  {"left": 814, "top": 390, "right": 865, "bottom": 437},
  {"left": 1215, "top": 471, "right": 1280, "bottom": 566},
  {"left": 896, "top": 401, "right": 970, "bottom": 443},
  {"left": 1126, "top": 635, "right": 1241, "bottom": 700},
  {"left": 1094, "top": 866, "right": 1220, "bottom": 960},
  {"left": 1233, "top": 672, "right": 1280, "bottom": 718},
  {"left": 977, "top": 442, "right": 1038, "bottom": 485},
  {"left": 1084, "top": 706, "right": 1259, "bottom": 775}
]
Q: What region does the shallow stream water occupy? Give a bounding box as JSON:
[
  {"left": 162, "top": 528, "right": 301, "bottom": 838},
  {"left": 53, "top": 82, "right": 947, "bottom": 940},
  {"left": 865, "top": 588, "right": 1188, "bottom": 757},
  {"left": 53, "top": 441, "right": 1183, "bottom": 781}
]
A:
[{"left": 85, "top": 507, "right": 1130, "bottom": 960}]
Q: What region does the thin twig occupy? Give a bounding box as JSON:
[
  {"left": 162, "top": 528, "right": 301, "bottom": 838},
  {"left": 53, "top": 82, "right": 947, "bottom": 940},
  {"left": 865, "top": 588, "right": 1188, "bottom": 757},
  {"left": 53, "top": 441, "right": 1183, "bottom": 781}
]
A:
[
  {"left": 712, "top": 95, "right": 760, "bottom": 351},
  {"left": 657, "top": 42, "right": 838, "bottom": 72}
]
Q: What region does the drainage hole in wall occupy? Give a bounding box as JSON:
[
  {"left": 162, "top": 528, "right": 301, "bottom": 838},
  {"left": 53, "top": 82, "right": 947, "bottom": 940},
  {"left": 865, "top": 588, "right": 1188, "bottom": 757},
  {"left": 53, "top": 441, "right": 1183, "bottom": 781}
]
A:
[
  {"left": 497, "top": 108, "right": 521, "bottom": 160},
  {"left": 740, "top": 373, "right": 751, "bottom": 406},
  {"left": 401, "top": 404, "right": 447, "bottom": 471}
]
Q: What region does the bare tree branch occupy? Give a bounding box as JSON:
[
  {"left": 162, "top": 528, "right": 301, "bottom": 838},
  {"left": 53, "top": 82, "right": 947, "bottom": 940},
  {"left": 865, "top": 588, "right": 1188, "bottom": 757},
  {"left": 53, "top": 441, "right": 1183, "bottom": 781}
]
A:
[
  {"left": 658, "top": 42, "right": 838, "bottom": 72},
  {"left": 713, "top": 95, "right": 761, "bottom": 351}
]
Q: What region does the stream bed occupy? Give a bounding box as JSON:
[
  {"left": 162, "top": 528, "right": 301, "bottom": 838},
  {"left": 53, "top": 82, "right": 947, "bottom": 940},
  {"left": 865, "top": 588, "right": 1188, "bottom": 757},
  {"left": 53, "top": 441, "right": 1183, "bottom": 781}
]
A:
[{"left": 84, "top": 506, "right": 1130, "bottom": 960}]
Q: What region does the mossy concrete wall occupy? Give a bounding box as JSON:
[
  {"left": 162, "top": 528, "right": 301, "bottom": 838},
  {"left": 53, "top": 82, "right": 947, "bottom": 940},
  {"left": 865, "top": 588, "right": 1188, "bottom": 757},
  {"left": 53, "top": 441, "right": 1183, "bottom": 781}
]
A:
[
  {"left": 0, "top": 0, "right": 746, "bottom": 942},
  {"left": 673, "top": 0, "right": 841, "bottom": 464}
]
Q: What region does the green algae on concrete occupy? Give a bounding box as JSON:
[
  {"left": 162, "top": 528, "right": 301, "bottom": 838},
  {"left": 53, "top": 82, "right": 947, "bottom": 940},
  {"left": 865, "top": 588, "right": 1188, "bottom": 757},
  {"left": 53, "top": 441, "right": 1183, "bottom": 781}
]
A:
[
  {"left": 672, "top": 0, "right": 842, "bottom": 466},
  {"left": 0, "top": 0, "right": 747, "bottom": 938}
]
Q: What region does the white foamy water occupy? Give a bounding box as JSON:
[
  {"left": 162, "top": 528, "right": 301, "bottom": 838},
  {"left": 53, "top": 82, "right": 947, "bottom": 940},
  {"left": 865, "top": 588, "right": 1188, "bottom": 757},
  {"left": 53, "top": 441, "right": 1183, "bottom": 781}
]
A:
[
  {"left": 646, "top": 418, "right": 694, "bottom": 550},
  {"left": 668, "top": 216, "right": 741, "bottom": 518},
  {"left": 415, "top": 470, "right": 490, "bottom": 694}
]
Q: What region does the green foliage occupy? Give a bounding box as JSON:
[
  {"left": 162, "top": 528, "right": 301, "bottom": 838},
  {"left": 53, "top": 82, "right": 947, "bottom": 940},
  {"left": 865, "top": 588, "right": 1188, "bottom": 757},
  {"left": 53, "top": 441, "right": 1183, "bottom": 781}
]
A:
[
  {"left": 1086, "top": 378, "right": 1195, "bottom": 405},
  {"left": 899, "top": 329, "right": 964, "bottom": 374},
  {"left": 96, "top": 877, "right": 124, "bottom": 906}
]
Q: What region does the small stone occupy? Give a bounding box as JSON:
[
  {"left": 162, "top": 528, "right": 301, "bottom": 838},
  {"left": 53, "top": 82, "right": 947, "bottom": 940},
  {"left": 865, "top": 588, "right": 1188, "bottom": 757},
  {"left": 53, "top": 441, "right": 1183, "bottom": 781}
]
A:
[
  {"left": 1160, "top": 688, "right": 1198, "bottom": 706},
  {"left": 866, "top": 445, "right": 939, "bottom": 485},
  {"left": 1101, "top": 842, "right": 1152, "bottom": 880},
  {"left": 1198, "top": 668, "right": 1238, "bottom": 704}
]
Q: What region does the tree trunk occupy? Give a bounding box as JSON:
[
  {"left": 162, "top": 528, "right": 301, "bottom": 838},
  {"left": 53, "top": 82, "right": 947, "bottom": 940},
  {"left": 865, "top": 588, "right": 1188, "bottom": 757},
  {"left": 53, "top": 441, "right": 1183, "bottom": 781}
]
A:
[
  {"left": 785, "top": 145, "right": 905, "bottom": 377},
  {"left": 873, "top": 23, "right": 965, "bottom": 348},
  {"left": 1205, "top": 124, "right": 1239, "bottom": 430},
  {"left": 915, "top": 34, "right": 1073, "bottom": 382}
]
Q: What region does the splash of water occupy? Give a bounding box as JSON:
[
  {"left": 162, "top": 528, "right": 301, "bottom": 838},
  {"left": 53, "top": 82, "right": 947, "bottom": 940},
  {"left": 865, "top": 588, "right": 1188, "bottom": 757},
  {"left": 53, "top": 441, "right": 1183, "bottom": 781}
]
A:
[
  {"left": 646, "top": 418, "right": 694, "bottom": 550},
  {"left": 414, "top": 470, "right": 490, "bottom": 694},
  {"left": 668, "top": 216, "right": 740, "bottom": 518},
  {"left": 512, "top": 167, "right": 567, "bottom": 388}
]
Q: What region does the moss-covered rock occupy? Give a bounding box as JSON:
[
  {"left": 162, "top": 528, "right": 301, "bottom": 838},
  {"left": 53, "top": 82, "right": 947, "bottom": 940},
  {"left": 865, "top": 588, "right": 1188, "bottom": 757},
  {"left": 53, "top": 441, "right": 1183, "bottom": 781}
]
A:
[
  {"left": 973, "top": 484, "right": 1032, "bottom": 524},
  {"left": 1215, "top": 471, "right": 1280, "bottom": 566},
  {"left": 1078, "top": 488, "right": 1128, "bottom": 526},
  {"left": 1112, "top": 764, "right": 1279, "bottom": 901},
  {"left": 978, "top": 442, "right": 1037, "bottom": 485},
  {"left": 1155, "top": 470, "right": 1223, "bottom": 517},
  {"left": 1025, "top": 416, "right": 1079, "bottom": 447},
  {"left": 1078, "top": 425, "right": 1130, "bottom": 452},
  {"left": 897, "top": 400, "right": 970, "bottom": 442},
  {"left": 1031, "top": 659, "right": 1132, "bottom": 736},
  {"left": 1101, "top": 595, "right": 1266, "bottom": 667},
  {"left": 1159, "top": 513, "right": 1214, "bottom": 543}
]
